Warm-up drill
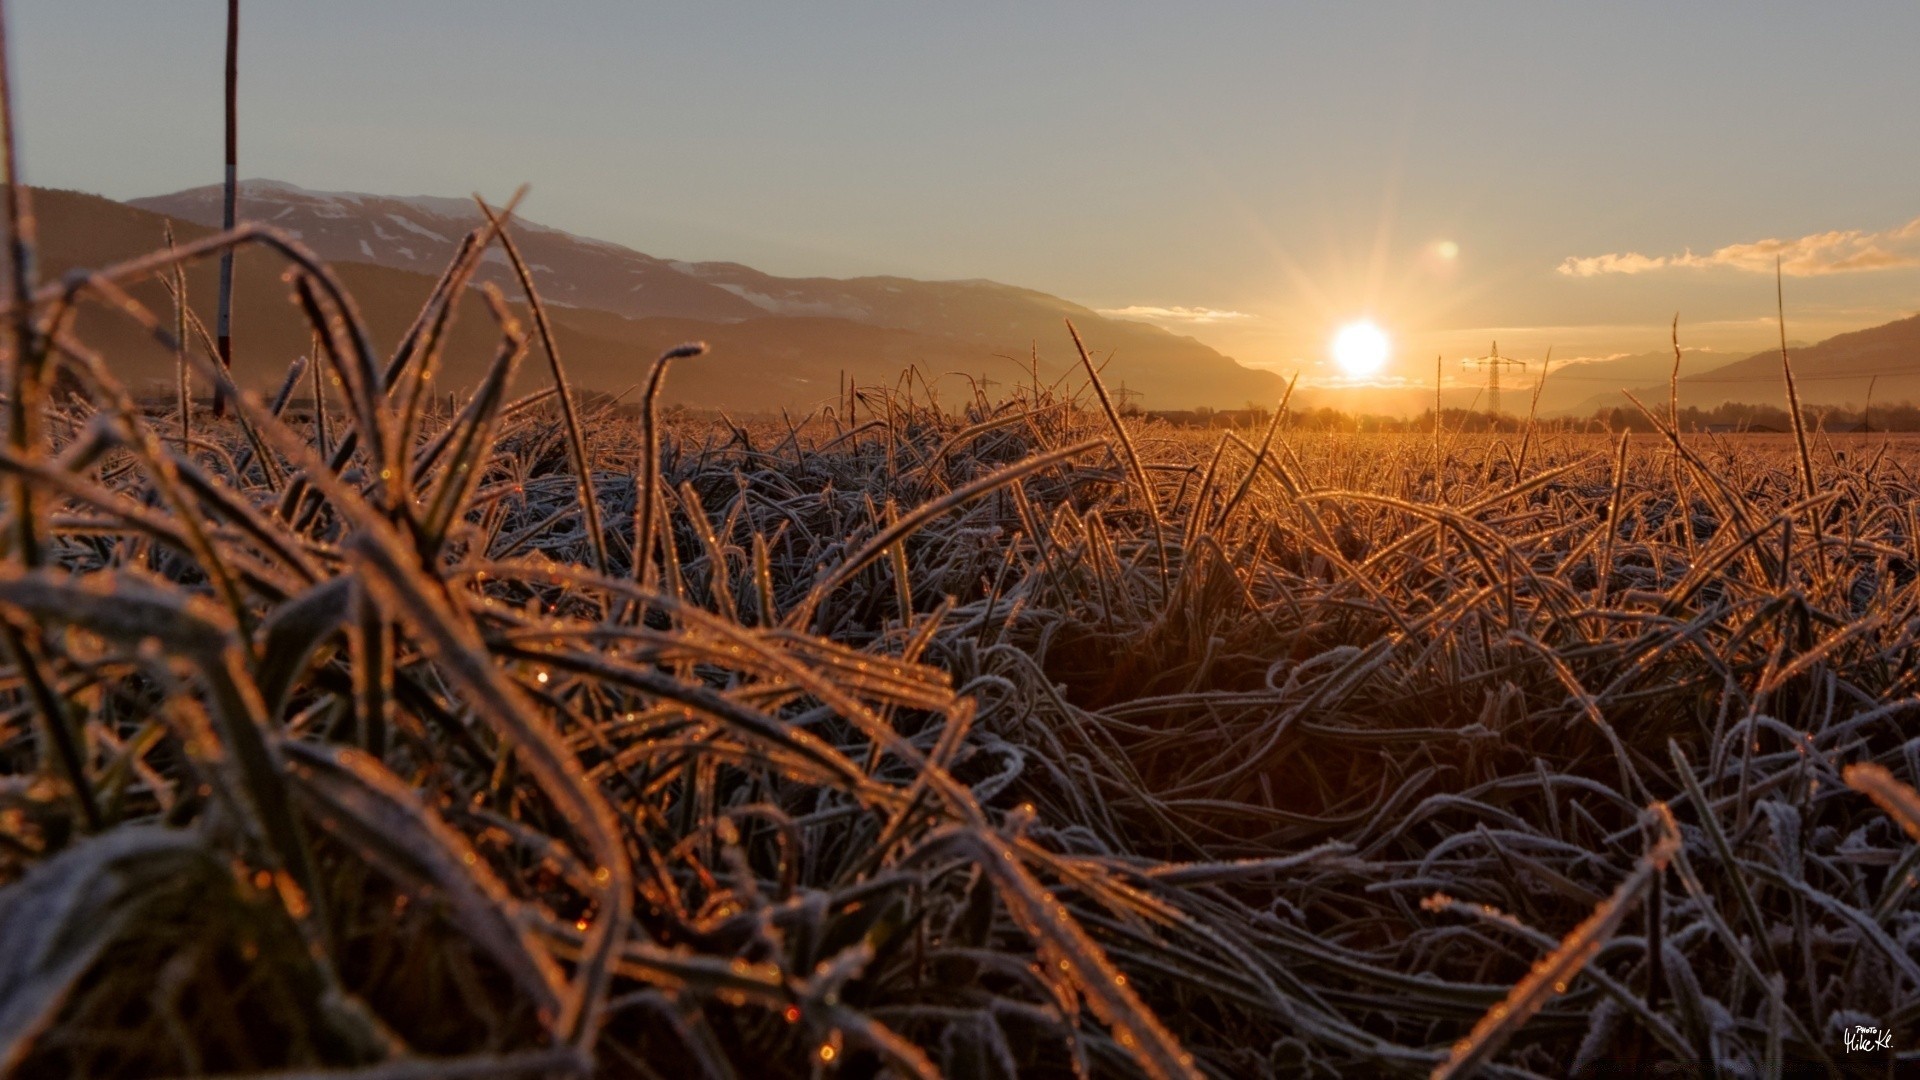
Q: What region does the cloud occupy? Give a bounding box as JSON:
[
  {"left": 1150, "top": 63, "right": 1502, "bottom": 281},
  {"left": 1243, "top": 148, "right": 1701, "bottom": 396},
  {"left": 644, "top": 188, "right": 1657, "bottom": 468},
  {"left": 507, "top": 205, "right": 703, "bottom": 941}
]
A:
[
  {"left": 1557, "top": 252, "right": 1673, "bottom": 277},
  {"left": 1559, "top": 215, "right": 1920, "bottom": 278},
  {"left": 1098, "top": 305, "right": 1253, "bottom": 324}
]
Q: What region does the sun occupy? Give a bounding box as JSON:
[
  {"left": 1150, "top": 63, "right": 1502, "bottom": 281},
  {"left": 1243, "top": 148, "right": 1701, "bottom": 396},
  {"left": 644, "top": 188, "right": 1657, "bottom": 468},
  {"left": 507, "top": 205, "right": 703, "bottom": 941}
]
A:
[{"left": 1331, "top": 320, "right": 1390, "bottom": 378}]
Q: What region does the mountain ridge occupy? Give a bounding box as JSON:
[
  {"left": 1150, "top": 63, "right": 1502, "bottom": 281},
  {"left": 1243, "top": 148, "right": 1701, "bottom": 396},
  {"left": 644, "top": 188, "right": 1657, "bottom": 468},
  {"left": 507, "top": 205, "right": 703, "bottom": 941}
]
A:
[
  {"left": 55, "top": 179, "right": 1920, "bottom": 416},
  {"left": 1561, "top": 311, "right": 1920, "bottom": 418},
  {"left": 22, "top": 185, "right": 1073, "bottom": 412},
  {"left": 128, "top": 179, "right": 1288, "bottom": 409}
]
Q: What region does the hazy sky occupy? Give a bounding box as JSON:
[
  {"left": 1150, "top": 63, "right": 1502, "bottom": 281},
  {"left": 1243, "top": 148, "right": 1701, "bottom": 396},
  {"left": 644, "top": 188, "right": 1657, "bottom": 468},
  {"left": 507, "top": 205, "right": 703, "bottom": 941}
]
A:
[{"left": 15, "top": 2, "right": 1920, "bottom": 385}]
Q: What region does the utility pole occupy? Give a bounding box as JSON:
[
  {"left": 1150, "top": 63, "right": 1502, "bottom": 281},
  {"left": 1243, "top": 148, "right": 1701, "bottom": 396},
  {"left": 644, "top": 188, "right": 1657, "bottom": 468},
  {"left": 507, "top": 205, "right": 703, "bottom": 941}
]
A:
[{"left": 1462, "top": 341, "right": 1527, "bottom": 420}]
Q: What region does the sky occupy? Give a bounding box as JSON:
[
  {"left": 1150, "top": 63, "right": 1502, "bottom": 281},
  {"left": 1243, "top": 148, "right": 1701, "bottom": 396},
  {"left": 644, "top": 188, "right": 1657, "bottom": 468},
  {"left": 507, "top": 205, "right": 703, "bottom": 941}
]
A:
[{"left": 13, "top": 1, "right": 1920, "bottom": 387}]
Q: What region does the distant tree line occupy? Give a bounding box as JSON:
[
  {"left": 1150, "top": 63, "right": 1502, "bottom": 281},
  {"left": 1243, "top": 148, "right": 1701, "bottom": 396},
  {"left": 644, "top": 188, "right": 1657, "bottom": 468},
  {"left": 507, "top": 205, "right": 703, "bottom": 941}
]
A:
[
  {"left": 1141, "top": 401, "right": 1920, "bottom": 434},
  {"left": 1586, "top": 400, "right": 1920, "bottom": 433}
]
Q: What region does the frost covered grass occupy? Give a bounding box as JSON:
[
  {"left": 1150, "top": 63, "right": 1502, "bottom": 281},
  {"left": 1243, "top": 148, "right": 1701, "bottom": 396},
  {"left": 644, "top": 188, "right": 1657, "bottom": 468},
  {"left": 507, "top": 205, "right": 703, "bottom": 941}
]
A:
[
  {"left": 4, "top": 201, "right": 1920, "bottom": 1078},
  {"left": 3, "top": 124, "right": 1920, "bottom": 1080}
]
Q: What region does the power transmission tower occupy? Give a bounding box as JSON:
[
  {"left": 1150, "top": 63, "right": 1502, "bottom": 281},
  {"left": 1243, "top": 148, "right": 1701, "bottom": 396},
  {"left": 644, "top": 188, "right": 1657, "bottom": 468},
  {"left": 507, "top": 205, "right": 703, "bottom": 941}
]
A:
[
  {"left": 1112, "top": 381, "right": 1143, "bottom": 415},
  {"left": 1462, "top": 342, "right": 1527, "bottom": 419},
  {"left": 970, "top": 372, "right": 1001, "bottom": 414}
]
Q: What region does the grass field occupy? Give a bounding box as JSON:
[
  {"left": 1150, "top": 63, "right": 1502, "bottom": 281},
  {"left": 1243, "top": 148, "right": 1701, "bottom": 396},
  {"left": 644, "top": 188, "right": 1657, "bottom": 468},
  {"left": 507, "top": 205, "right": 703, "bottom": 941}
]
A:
[{"left": 3, "top": 212, "right": 1920, "bottom": 1079}]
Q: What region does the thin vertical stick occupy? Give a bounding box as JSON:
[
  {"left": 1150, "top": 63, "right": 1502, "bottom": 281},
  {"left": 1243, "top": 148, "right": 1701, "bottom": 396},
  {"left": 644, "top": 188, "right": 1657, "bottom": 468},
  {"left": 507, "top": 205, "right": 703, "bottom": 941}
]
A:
[
  {"left": 213, "top": 0, "right": 238, "bottom": 418},
  {"left": 0, "top": 0, "right": 42, "bottom": 566},
  {"left": 0, "top": 0, "right": 30, "bottom": 322}
]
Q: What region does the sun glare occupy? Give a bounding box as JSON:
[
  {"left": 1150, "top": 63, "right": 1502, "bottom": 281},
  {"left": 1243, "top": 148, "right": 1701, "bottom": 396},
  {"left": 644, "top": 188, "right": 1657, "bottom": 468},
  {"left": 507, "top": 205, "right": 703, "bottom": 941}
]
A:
[{"left": 1331, "top": 320, "right": 1390, "bottom": 378}]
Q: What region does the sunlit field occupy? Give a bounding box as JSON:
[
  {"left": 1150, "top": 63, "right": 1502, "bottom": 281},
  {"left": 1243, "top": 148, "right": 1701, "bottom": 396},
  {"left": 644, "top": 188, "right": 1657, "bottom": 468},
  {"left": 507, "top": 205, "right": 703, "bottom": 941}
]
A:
[{"left": 3, "top": 194, "right": 1920, "bottom": 1079}]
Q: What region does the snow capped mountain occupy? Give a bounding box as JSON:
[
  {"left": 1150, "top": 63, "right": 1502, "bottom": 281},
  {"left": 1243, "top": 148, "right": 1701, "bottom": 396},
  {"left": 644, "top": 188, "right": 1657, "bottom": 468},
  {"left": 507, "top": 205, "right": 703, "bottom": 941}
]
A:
[
  {"left": 131, "top": 180, "right": 767, "bottom": 324},
  {"left": 126, "top": 179, "right": 1290, "bottom": 409}
]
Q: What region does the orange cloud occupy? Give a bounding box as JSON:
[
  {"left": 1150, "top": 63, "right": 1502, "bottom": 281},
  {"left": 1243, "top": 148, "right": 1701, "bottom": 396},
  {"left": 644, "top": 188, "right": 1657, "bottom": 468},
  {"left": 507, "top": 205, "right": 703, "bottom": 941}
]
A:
[{"left": 1559, "top": 215, "right": 1920, "bottom": 277}]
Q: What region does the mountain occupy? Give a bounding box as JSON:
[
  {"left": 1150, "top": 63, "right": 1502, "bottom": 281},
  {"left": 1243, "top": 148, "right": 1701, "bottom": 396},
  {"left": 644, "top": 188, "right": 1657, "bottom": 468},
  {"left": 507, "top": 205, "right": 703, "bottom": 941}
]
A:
[
  {"left": 128, "top": 179, "right": 1288, "bottom": 410},
  {"left": 39, "top": 180, "right": 1920, "bottom": 419},
  {"left": 1565, "top": 313, "right": 1920, "bottom": 417},
  {"left": 1531, "top": 347, "right": 1741, "bottom": 417},
  {"left": 14, "top": 187, "right": 1041, "bottom": 411},
  {"left": 130, "top": 180, "right": 766, "bottom": 324}
]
